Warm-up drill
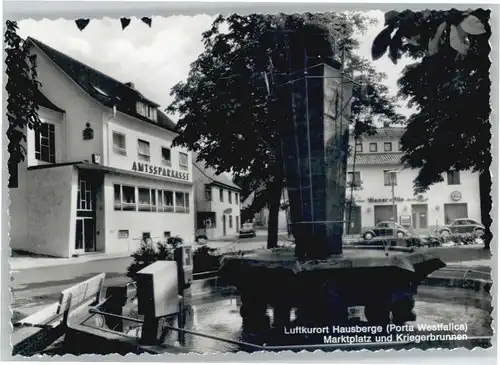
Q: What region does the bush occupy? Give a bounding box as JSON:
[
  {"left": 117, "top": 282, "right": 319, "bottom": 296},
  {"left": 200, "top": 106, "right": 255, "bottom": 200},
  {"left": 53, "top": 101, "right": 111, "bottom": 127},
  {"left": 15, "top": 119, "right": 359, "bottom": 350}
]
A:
[
  {"left": 345, "top": 236, "right": 442, "bottom": 248},
  {"left": 436, "top": 233, "right": 479, "bottom": 246},
  {"left": 126, "top": 236, "right": 183, "bottom": 279}
]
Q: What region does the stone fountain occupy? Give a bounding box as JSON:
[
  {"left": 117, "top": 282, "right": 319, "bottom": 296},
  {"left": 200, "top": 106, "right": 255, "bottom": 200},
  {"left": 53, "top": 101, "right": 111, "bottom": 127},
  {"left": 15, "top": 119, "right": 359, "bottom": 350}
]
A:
[{"left": 218, "top": 63, "right": 445, "bottom": 341}]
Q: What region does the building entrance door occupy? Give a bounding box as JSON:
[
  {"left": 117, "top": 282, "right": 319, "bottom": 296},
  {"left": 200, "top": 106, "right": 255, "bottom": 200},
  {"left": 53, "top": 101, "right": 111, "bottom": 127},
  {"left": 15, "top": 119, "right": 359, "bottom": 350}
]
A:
[
  {"left": 75, "top": 172, "right": 97, "bottom": 254},
  {"left": 374, "top": 205, "right": 397, "bottom": 224},
  {"left": 411, "top": 204, "right": 428, "bottom": 232},
  {"left": 75, "top": 217, "right": 96, "bottom": 254},
  {"left": 444, "top": 203, "right": 468, "bottom": 224},
  {"left": 346, "top": 206, "right": 362, "bottom": 234},
  {"left": 236, "top": 216, "right": 240, "bottom": 233},
  {"left": 222, "top": 215, "right": 227, "bottom": 236}
]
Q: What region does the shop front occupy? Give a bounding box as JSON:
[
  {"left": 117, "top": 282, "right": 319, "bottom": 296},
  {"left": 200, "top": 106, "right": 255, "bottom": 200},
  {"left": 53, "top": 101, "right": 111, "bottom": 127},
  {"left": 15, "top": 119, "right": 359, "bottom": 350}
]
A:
[
  {"left": 77, "top": 163, "right": 195, "bottom": 256},
  {"left": 351, "top": 190, "right": 479, "bottom": 236},
  {"left": 12, "top": 162, "right": 195, "bottom": 258}
]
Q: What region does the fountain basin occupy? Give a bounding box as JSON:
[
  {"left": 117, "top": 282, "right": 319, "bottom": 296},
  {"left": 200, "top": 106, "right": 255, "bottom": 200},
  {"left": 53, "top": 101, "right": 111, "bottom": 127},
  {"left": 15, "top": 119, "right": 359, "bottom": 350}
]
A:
[{"left": 218, "top": 247, "right": 445, "bottom": 329}]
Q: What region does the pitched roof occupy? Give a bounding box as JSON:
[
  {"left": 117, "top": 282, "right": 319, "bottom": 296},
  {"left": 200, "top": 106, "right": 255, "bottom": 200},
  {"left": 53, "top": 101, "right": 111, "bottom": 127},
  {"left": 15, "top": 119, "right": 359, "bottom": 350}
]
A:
[
  {"left": 348, "top": 152, "right": 404, "bottom": 166},
  {"left": 35, "top": 89, "right": 65, "bottom": 113},
  {"left": 193, "top": 153, "right": 241, "bottom": 191},
  {"left": 373, "top": 127, "right": 405, "bottom": 137},
  {"left": 27, "top": 37, "right": 177, "bottom": 133},
  {"left": 350, "top": 127, "right": 405, "bottom": 141}
]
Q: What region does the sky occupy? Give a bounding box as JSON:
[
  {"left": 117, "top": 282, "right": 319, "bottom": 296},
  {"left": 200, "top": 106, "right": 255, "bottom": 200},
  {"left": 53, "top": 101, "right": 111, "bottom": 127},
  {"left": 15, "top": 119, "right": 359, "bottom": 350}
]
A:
[{"left": 18, "top": 10, "right": 414, "bottom": 122}]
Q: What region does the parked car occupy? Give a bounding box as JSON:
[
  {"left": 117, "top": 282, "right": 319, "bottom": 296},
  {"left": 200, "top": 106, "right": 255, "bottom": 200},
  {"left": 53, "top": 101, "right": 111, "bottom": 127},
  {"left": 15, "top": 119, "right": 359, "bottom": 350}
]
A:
[
  {"left": 361, "top": 221, "right": 409, "bottom": 240},
  {"left": 436, "top": 218, "right": 485, "bottom": 238},
  {"left": 239, "top": 222, "right": 256, "bottom": 238}
]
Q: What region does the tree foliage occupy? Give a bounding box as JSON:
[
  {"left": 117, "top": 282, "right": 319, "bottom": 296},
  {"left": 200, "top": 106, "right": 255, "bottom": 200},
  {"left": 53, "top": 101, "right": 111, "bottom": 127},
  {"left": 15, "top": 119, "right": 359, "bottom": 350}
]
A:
[
  {"left": 372, "top": 8, "right": 490, "bottom": 188},
  {"left": 371, "top": 8, "right": 491, "bottom": 248},
  {"left": 127, "top": 236, "right": 183, "bottom": 279},
  {"left": 169, "top": 13, "right": 403, "bottom": 246},
  {"left": 5, "top": 20, "right": 42, "bottom": 188}
]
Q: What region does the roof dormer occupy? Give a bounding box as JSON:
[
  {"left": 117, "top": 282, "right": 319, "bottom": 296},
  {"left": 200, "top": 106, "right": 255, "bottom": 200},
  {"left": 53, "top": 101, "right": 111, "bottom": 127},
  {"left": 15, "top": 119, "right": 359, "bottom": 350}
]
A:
[{"left": 136, "top": 101, "right": 158, "bottom": 122}]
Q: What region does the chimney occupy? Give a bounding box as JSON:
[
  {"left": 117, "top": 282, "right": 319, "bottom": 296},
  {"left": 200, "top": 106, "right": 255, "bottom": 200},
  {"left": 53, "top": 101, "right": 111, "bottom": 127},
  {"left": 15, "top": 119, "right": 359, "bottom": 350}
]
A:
[{"left": 125, "top": 82, "right": 135, "bottom": 89}]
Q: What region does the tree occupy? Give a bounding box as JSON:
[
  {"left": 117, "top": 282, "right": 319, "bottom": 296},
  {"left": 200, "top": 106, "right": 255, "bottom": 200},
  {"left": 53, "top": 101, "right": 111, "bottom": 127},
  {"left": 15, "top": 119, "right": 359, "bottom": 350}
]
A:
[
  {"left": 170, "top": 13, "right": 403, "bottom": 248},
  {"left": 371, "top": 9, "right": 492, "bottom": 248},
  {"left": 5, "top": 20, "right": 43, "bottom": 188}
]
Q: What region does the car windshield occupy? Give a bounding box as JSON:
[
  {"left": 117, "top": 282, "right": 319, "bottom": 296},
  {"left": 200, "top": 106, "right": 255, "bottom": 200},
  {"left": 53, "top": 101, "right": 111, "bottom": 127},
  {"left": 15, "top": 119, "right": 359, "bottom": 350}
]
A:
[{"left": 242, "top": 223, "right": 253, "bottom": 229}]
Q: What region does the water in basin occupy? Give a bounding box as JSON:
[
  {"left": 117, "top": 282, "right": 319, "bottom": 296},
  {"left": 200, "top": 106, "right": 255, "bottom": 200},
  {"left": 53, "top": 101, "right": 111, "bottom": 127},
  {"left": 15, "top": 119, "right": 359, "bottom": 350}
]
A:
[{"left": 81, "top": 285, "right": 492, "bottom": 353}]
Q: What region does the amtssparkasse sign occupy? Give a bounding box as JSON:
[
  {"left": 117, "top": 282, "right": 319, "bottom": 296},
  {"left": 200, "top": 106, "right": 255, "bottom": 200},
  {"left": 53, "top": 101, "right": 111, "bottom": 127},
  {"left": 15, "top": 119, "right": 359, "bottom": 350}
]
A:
[{"left": 131, "top": 161, "right": 189, "bottom": 181}]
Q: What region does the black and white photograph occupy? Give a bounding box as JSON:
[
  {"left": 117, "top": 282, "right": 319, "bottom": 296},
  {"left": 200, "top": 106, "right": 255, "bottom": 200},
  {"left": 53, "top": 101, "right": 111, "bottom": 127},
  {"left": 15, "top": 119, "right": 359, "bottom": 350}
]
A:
[{"left": 3, "top": 2, "right": 496, "bottom": 357}]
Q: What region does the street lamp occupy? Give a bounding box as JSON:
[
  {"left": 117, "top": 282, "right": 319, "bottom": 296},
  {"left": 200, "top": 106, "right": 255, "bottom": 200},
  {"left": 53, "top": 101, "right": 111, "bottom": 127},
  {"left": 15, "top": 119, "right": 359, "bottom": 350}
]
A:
[{"left": 387, "top": 170, "right": 399, "bottom": 238}]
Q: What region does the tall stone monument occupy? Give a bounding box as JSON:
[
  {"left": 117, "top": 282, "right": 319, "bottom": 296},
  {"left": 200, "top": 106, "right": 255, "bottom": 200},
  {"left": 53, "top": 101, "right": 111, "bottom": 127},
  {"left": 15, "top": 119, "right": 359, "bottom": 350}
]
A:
[
  {"left": 282, "top": 63, "right": 352, "bottom": 259},
  {"left": 219, "top": 60, "right": 445, "bottom": 344}
]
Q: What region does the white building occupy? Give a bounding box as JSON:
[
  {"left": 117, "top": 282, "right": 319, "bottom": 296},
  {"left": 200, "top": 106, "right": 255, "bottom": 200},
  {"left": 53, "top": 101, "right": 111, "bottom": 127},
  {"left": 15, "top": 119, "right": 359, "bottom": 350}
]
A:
[
  {"left": 9, "top": 38, "right": 195, "bottom": 258},
  {"left": 193, "top": 157, "right": 242, "bottom": 239},
  {"left": 345, "top": 127, "right": 481, "bottom": 235}
]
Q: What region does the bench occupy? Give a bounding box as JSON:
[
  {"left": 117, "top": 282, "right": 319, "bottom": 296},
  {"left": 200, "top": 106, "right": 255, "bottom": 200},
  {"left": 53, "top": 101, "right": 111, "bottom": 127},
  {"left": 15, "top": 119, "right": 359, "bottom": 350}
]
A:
[{"left": 12, "top": 273, "right": 106, "bottom": 356}]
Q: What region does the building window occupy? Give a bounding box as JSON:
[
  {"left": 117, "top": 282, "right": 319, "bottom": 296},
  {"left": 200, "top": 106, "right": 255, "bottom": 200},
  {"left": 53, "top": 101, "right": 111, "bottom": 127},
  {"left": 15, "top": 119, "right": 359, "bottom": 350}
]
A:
[
  {"left": 136, "top": 102, "right": 158, "bottom": 122},
  {"left": 138, "top": 139, "right": 150, "bottom": 162},
  {"left": 369, "top": 143, "right": 378, "bottom": 152},
  {"left": 114, "top": 185, "right": 136, "bottom": 211},
  {"left": 228, "top": 191, "right": 232, "bottom": 204},
  {"left": 235, "top": 192, "right": 239, "bottom": 205},
  {"left": 220, "top": 188, "right": 224, "bottom": 202},
  {"left": 384, "top": 142, "right": 392, "bottom": 152},
  {"left": 447, "top": 171, "right": 461, "bottom": 185},
  {"left": 118, "top": 230, "right": 129, "bottom": 239},
  {"left": 138, "top": 188, "right": 157, "bottom": 212},
  {"left": 158, "top": 190, "right": 174, "bottom": 212},
  {"left": 112, "top": 131, "right": 126, "bottom": 156},
  {"left": 205, "top": 186, "right": 212, "bottom": 201},
  {"left": 77, "top": 176, "right": 94, "bottom": 211},
  {"left": 179, "top": 152, "right": 189, "bottom": 170},
  {"left": 142, "top": 232, "right": 151, "bottom": 242},
  {"left": 398, "top": 142, "right": 403, "bottom": 151},
  {"left": 35, "top": 122, "right": 55, "bottom": 163},
  {"left": 147, "top": 106, "right": 158, "bottom": 122},
  {"left": 355, "top": 140, "right": 363, "bottom": 153},
  {"left": 175, "top": 192, "right": 190, "bottom": 213},
  {"left": 161, "top": 147, "right": 171, "bottom": 166},
  {"left": 164, "top": 231, "right": 171, "bottom": 239},
  {"left": 136, "top": 102, "right": 146, "bottom": 116},
  {"left": 384, "top": 170, "right": 398, "bottom": 186},
  {"left": 347, "top": 171, "right": 362, "bottom": 188},
  {"left": 229, "top": 215, "right": 233, "bottom": 228}
]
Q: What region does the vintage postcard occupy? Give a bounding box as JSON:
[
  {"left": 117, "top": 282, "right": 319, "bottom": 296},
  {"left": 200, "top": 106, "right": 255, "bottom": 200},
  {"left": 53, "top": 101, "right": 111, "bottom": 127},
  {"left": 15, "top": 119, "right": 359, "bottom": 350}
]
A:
[{"left": 3, "top": 2, "right": 496, "bottom": 359}]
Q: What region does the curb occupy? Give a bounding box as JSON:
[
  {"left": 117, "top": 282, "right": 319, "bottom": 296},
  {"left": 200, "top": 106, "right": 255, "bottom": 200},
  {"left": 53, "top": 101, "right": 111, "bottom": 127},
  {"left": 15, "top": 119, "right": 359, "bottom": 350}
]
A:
[{"left": 10, "top": 254, "right": 133, "bottom": 271}]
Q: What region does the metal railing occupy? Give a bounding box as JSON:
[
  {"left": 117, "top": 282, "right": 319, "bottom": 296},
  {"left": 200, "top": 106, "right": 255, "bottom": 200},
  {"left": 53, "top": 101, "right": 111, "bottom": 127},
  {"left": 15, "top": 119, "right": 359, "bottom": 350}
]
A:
[{"left": 193, "top": 270, "right": 219, "bottom": 280}]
